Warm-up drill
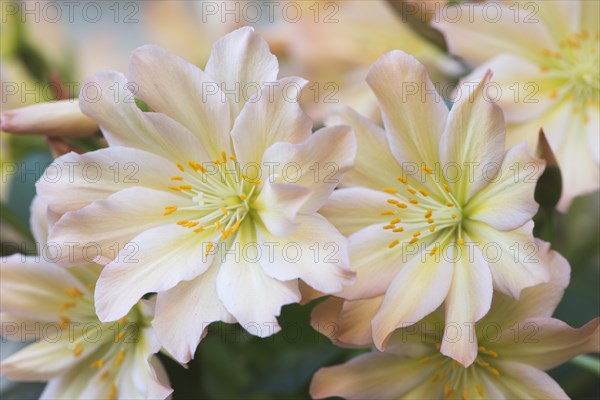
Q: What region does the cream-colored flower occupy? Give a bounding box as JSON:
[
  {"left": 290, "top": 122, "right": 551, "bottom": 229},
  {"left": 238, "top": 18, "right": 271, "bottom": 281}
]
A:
[
  {"left": 310, "top": 240, "right": 600, "bottom": 399},
  {"left": 433, "top": 0, "right": 600, "bottom": 211},
  {"left": 0, "top": 197, "right": 171, "bottom": 399},
  {"left": 320, "top": 50, "right": 548, "bottom": 366},
  {"left": 37, "top": 27, "right": 356, "bottom": 363}
]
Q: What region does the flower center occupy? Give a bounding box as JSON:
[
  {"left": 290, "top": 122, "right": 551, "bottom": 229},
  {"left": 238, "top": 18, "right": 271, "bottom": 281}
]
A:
[
  {"left": 382, "top": 165, "right": 464, "bottom": 252},
  {"left": 422, "top": 344, "right": 501, "bottom": 399},
  {"left": 540, "top": 31, "right": 599, "bottom": 124},
  {"left": 162, "top": 151, "right": 261, "bottom": 252}
]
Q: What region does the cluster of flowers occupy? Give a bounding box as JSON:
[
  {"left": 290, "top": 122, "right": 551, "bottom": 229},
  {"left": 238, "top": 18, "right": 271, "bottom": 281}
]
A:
[{"left": 1, "top": 2, "right": 598, "bottom": 398}]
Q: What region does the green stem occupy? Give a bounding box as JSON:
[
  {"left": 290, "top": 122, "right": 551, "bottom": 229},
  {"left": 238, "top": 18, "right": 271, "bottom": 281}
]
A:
[{"left": 570, "top": 355, "right": 600, "bottom": 376}]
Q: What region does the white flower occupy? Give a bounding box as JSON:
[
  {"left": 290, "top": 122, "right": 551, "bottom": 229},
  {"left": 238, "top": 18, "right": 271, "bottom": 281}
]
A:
[
  {"left": 319, "top": 50, "right": 548, "bottom": 366},
  {"left": 310, "top": 239, "right": 600, "bottom": 399},
  {"left": 37, "top": 27, "right": 356, "bottom": 363},
  {"left": 0, "top": 197, "right": 171, "bottom": 399},
  {"left": 433, "top": 0, "right": 600, "bottom": 211}
]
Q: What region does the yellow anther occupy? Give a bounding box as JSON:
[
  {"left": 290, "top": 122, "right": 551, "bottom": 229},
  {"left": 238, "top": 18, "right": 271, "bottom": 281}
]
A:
[
  {"left": 233, "top": 220, "right": 242, "bottom": 232},
  {"left": 387, "top": 199, "right": 399, "bottom": 204},
  {"left": 118, "top": 317, "right": 127, "bottom": 325},
  {"left": 446, "top": 202, "right": 454, "bottom": 207},
  {"left": 64, "top": 287, "right": 84, "bottom": 298},
  {"left": 177, "top": 220, "right": 189, "bottom": 225},
  {"left": 409, "top": 237, "right": 418, "bottom": 244},
  {"left": 478, "top": 346, "right": 486, "bottom": 351},
  {"left": 240, "top": 193, "right": 248, "bottom": 200},
  {"left": 163, "top": 207, "right": 178, "bottom": 216},
  {"left": 221, "top": 151, "right": 227, "bottom": 162},
  {"left": 423, "top": 165, "right": 434, "bottom": 174},
  {"left": 205, "top": 243, "right": 214, "bottom": 257},
  {"left": 389, "top": 240, "right": 400, "bottom": 249},
  {"left": 539, "top": 66, "right": 550, "bottom": 73},
  {"left": 168, "top": 186, "right": 181, "bottom": 192},
  {"left": 407, "top": 187, "right": 417, "bottom": 195},
  {"left": 457, "top": 238, "right": 465, "bottom": 246},
  {"left": 397, "top": 176, "right": 407, "bottom": 184},
  {"left": 114, "top": 350, "right": 125, "bottom": 367},
  {"left": 230, "top": 155, "right": 237, "bottom": 161},
  {"left": 170, "top": 176, "right": 184, "bottom": 181},
  {"left": 447, "top": 390, "right": 456, "bottom": 398},
  {"left": 215, "top": 221, "right": 221, "bottom": 230},
  {"left": 409, "top": 199, "right": 418, "bottom": 204},
  {"left": 586, "top": 98, "right": 594, "bottom": 106},
  {"left": 429, "top": 246, "right": 438, "bottom": 256},
  {"left": 476, "top": 384, "right": 484, "bottom": 397},
  {"left": 194, "top": 226, "right": 205, "bottom": 233},
  {"left": 186, "top": 221, "right": 200, "bottom": 228},
  {"left": 213, "top": 158, "right": 220, "bottom": 164},
  {"left": 179, "top": 184, "right": 193, "bottom": 190},
  {"left": 419, "top": 356, "right": 431, "bottom": 363},
  {"left": 100, "top": 370, "right": 110, "bottom": 380},
  {"left": 73, "top": 343, "right": 84, "bottom": 357},
  {"left": 396, "top": 203, "right": 408, "bottom": 209},
  {"left": 253, "top": 179, "right": 261, "bottom": 186},
  {"left": 443, "top": 183, "right": 451, "bottom": 192},
  {"left": 488, "top": 350, "right": 498, "bottom": 358},
  {"left": 59, "top": 316, "right": 71, "bottom": 329},
  {"left": 390, "top": 218, "right": 401, "bottom": 224},
  {"left": 393, "top": 227, "right": 404, "bottom": 233},
  {"left": 91, "top": 359, "right": 105, "bottom": 369},
  {"left": 549, "top": 90, "right": 558, "bottom": 99},
  {"left": 109, "top": 384, "right": 118, "bottom": 400},
  {"left": 220, "top": 207, "right": 229, "bottom": 216},
  {"left": 60, "top": 301, "right": 76, "bottom": 311},
  {"left": 176, "top": 163, "right": 185, "bottom": 172},
  {"left": 383, "top": 225, "right": 395, "bottom": 230},
  {"left": 115, "top": 330, "right": 126, "bottom": 342},
  {"left": 418, "top": 189, "right": 428, "bottom": 196},
  {"left": 429, "top": 226, "right": 436, "bottom": 233},
  {"left": 490, "top": 368, "right": 500, "bottom": 376},
  {"left": 188, "top": 160, "right": 200, "bottom": 170},
  {"left": 380, "top": 211, "right": 395, "bottom": 216},
  {"left": 427, "top": 218, "right": 434, "bottom": 224},
  {"left": 424, "top": 210, "right": 432, "bottom": 218},
  {"left": 383, "top": 187, "right": 398, "bottom": 194},
  {"left": 413, "top": 231, "right": 421, "bottom": 237},
  {"left": 444, "top": 380, "right": 452, "bottom": 396},
  {"left": 451, "top": 214, "right": 457, "bottom": 219}
]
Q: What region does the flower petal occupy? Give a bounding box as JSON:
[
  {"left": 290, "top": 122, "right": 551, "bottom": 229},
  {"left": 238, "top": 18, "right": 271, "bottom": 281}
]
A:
[
  {"left": 319, "top": 187, "right": 392, "bottom": 236},
  {"left": 36, "top": 147, "right": 180, "bottom": 214},
  {"left": 325, "top": 105, "right": 400, "bottom": 190},
  {"left": 464, "top": 220, "right": 550, "bottom": 298},
  {"left": 231, "top": 76, "right": 312, "bottom": 165},
  {"left": 256, "top": 213, "right": 354, "bottom": 294},
  {"left": 366, "top": 50, "right": 448, "bottom": 167},
  {"left": 94, "top": 224, "right": 214, "bottom": 322},
  {"left": 260, "top": 125, "right": 357, "bottom": 213},
  {"left": 205, "top": 27, "right": 279, "bottom": 120},
  {"left": 310, "top": 352, "right": 435, "bottom": 400},
  {"left": 153, "top": 264, "right": 235, "bottom": 363},
  {"left": 29, "top": 195, "right": 49, "bottom": 245},
  {"left": 441, "top": 236, "right": 493, "bottom": 367},
  {"left": 372, "top": 247, "right": 454, "bottom": 350},
  {"left": 128, "top": 45, "right": 231, "bottom": 156},
  {"left": 465, "top": 143, "right": 544, "bottom": 231},
  {"left": 490, "top": 360, "right": 569, "bottom": 399},
  {"left": 1, "top": 340, "right": 76, "bottom": 381},
  {"left": 215, "top": 223, "right": 300, "bottom": 336}
]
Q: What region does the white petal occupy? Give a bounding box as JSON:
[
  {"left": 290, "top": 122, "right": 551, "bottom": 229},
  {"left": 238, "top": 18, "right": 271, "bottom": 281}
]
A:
[
  {"left": 128, "top": 45, "right": 231, "bottom": 156},
  {"left": 205, "top": 27, "right": 279, "bottom": 120},
  {"left": 154, "top": 264, "right": 235, "bottom": 363},
  {"left": 441, "top": 236, "right": 493, "bottom": 367},
  {"left": 48, "top": 187, "right": 189, "bottom": 267},
  {"left": 215, "top": 223, "right": 300, "bottom": 336},
  {"left": 319, "top": 188, "right": 393, "bottom": 236},
  {"left": 94, "top": 224, "right": 214, "bottom": 322},
  {"left": 490, "top": 360, "right": 569, "bottom": 399},
  {"left": 260, "top": 125, "right": 357, "bottom": 213},
  {"left": 464, "top": 220, "right": 550, "bottom": 298},
  {"left": 372, "top": 247, "right": 454, "bottom": 350},
  {"left": 36, "top": 147, "right": 180, "bottom": 214},
  {"left": 252, "top": 180, "right": 311, "bottom": 237},
  {"left": 79, "top": 70, "right": 211, "bottom": 163},
  {"left": 256, "top": 213, "right": 354, "bottom": 294},
  {"left": 366, "top": 50, "right": 448, "bottom": 167},
  {"left": 465, "top": 143, "right": 544, "bottom": 231},
  {"left": 231, "top": 76, "right": 312, "bottom": 165},
  {"left": 440, "top": 71, "right": 506, "bottom": 203},
  {"left": 29, "top": 195, "right": 49, "bottom": 245},
  {"left": 325, "top": 105, "right": 400, "bottom": 190},
  {"left": 1, "top": 340, "right": 76, "bottom": 381}
]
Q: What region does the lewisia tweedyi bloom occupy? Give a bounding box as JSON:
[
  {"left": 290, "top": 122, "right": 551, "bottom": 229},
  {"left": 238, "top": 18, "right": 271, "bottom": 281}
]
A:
[
  {"left": 432, "top": 0, "right": 600, "bottom": 211},
  {"left": 310, "top": 240, "right": 600, "bottom": 399},
  {"left": 0, "top": 197, "right": 171, "bottom": 399},
  {"left": 36, "top": 27, "right": 356, "bottom": 363},
  {"left": 319, "top": 50, "right": 548, "bottom": 366}
]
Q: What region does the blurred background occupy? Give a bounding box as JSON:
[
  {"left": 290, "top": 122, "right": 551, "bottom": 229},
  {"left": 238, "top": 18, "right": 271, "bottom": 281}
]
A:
[{"left": 1, "top": 1, "right": 598, "bottom": 398}]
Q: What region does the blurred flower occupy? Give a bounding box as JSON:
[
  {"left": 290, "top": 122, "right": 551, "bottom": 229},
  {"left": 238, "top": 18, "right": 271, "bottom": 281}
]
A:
[
  {"left": 0, "top": 100, "right": 97, "bottom": 138},
  {"left": 310, "top": 239, "right": 600, "bottom": 399},
  {"left": 37, "top": 27, "right": 356, "bottom": 363},
  {"left": 433, "top": 0, "right": 600, "bottom": 211},
  {"left": 0, "top": 197, "right": 172, "bottom": 399},
  {"left": 265, "top": 0, "right": 463, "bottom": 123},
  {"left": 319, "top": 50, "right": 547, "bottom": 366}
]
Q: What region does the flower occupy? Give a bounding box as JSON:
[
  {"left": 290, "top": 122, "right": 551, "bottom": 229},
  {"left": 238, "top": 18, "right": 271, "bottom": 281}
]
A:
[
  {"left": 0, "top": 196, "right": 171, "bottom": 399},
  {"left": 0, "top": 100, "right": 98, "bottom": 138},
  {"left": 310, "top": 239, "right": 600, "bottom": 399},
  {"left": 37, "top": 27, "right": 356, "bottom": 363},
  {"left": 432, "top": 0, "right": 600, "bottom": 211},
  {"left": 319, "top": 50, "right": 548, "bottom": 366}
]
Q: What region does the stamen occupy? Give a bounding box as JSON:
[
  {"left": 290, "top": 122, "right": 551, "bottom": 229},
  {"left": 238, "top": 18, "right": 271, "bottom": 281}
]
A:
[
  {"left": 73, "top": 343, "right": 84, "bottom": 357},
  {"left": 390, "top": 218, "right": 401, "bottom": 224},
  {"left": 205, "top": 243, "right": 214, "bottom": 257},
  {"left": 409, "top": 199, "right": 419, "bottom": 205},
  {"left": 176, "top": 163, "right": 185, "bottom": 172},
  {"left": 91, "top": 359, "right": 105, "bottom": 369},
  {"left": 114, "top": 351, "right": 125, "bottom": 367},
  {"left": 170, "top": 176, "right": 184, "bottom": 181},
  {"left": 389, "top": 240, "right": 400, "bottom": 249},
  {"left": 380, "top": 211, "right": 395, "bottom": 216},
  {"left": 407, "top": 187, "right": 417, "bottom": 195},
  {"left": 396, "top": 203, "right": 408, "bottom": 208},
  {"left": 393, "top": 227, "right": 404, "bottom": 232},
  {"left": 64, "top": 287, "right": 84, "bottom": 298},
  {"left": 383, "top": 187, "right": 398, "bottom": 194}
]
